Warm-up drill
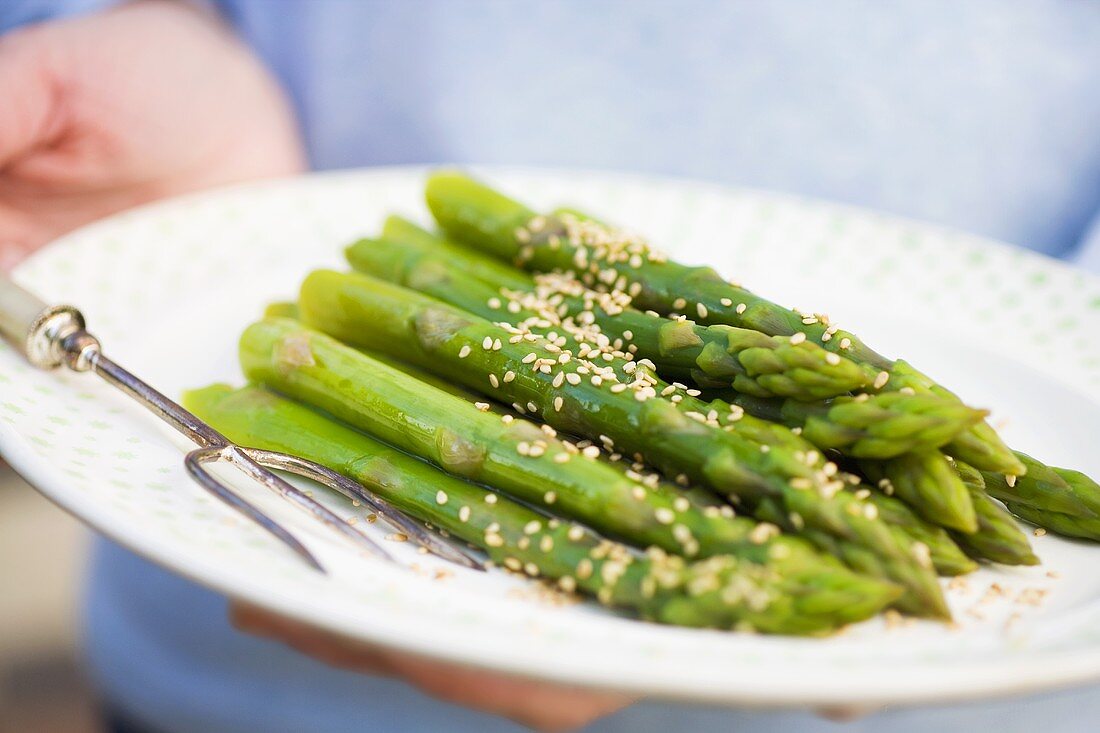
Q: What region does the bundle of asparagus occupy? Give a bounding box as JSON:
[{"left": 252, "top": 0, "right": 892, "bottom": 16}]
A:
[
  {"left": 190, "top": 171, "right": 1098, "bottom": 635},
  {"left": 185, "top": 385, "right": 896, "bottom": 632},
  {"left": 419, "top": 171, "right": 1099, "bottom": 541}
]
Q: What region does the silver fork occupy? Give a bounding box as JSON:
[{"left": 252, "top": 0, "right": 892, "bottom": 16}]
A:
[{"left": 0, "top": 274, "right": 483, "bottom": 573}]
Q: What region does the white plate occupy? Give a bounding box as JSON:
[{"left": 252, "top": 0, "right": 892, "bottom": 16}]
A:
[{"left": 3, "top": 167, "right": 1100, "bottom": 709}]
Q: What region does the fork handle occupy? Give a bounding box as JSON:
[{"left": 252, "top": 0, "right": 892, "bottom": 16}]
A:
[{"left": 0, "top": 273, "right": 86, "bottom": 369}]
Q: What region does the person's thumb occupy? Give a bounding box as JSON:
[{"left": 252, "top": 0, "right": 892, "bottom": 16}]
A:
[{"left": 0, "top": 26, "right": 64, "bottom": 169}]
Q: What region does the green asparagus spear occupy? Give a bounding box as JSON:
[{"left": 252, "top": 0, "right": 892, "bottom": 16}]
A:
[
  {"left": 350, "top": 229, "right": 870, "bottom": 400},
  {"left": 982, "top": 452, "right": 1100, "bottom": 520},
  {"left": 424, "top": 170, "right": 1023, "bottom": 475},
  {"left": 981, "top": 451, "right": 1100, "bottom": 541},
  {"left": 297, "top": 270, "right": 948, "bottom": 617},
  {"left": 1002, "top": 503, "right": 1100, "bottom": 543},
  {"left": 726, "top": 392, "right": 986, "bottom": 461},
  {"left": 948, "top": 461, "right": 1039, "bottom": 565},
  {"left": 861, "top": 492, "right": 977, "bottom": 576},
  {"left": 859, "top": 451, "right": 977, "bottom": 533},
  {"left": 185, "top": 384, "right": 896, "bottom": 632}
]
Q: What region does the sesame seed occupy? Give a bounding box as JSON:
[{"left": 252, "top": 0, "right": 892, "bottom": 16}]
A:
[
  {"left": 489, "top": 374, "right": 499, "bottom": 388},
  {"left": 474, "top": 402, "right": 491, "bottom": 412},
  {"left": 501, "top": 414, "right": 514, "bottom": 424},
  {"left": 503, "top": 370, "right": 516, "bottom": 383},
  {"left": 459, "top": 506, "right": 471, "bottom": 522},
  {"left": 748, "top": 523, "right": 778, "bottom": 544},
  {"left": 674, "top": 497, "right": 690, "bottom": 512},
  {"left": 582, "top": 445, "right": 601, "bottom": 459},
  {"left": 527, "top": 401, "right": 538, "bottom": 413},
  {"left": 387, "top": 533, "right": 409, "bottom": 543},
  {"left": 576, "top": 559, "right": 594, "bottom": 579},
  {"left": 522, "top": 352, "right": 538, "bottom": 364},
  {"left": 789, "top": 332, "right": 807, "bottom": 345},
  {"left": 488, "top": 297, "right": 502, "bottom": 309},
  {"left": 485, "top": 493, "right": 498, "bottom": 504},
  {"left": 558, "top": 576, "right": 577, "bottom": 593},
  {"left": 873, "top": 371, "right": 890, "bottom": 389},
  {"left": 553, "top": 453, "right": 570, "bottom": 463},
  {"left": 493, "top": 338, "right": 502, "bottom": 351},
  {"left": 1034, "top": 527, "right": 1047, "bottom": 537},
  {"left": 720, "top": 297, "right": 733, "bottom": 307},
  {"left": 1006, "top": 474, "right": 1017, "bottom": 487},
  {"left": 736, "top": 303, "right": 747, "bottom": 314},
  {"left": 673, "top": 297, "right": 687, "bottom": 310},
  {"left": 839, "top": 337, "right": 852, "bottom": 350},
  {"left": 552, "top": 371, "right": 565, "bottom": 388},
  {"left": 540, "top": 535, "right": 554, "bottom": 552},
  {"left": 517, "top": 441, "right": 531, "bottom": 456},
  {"left": 485, "top": 533, "right": 504, "bottom": 547},
  {"left": 655, "top": 508, "right": 675, "bottom": 525},
  {"left": 435, "top": 490, "right": 448, "bottom": 505},
  {"left": 544, "top": 490, "right": 557, "bottom": 504},
  {"left": 825, "top": 353, "right": 841, "bottom": 365},
  {"left": 697, "top": 303, "right": 708, "bottom": 319},
  {"left": 524, "top": 520, "right": 542, "bottom": 535},
  {"left": 482, "top": 336, "right": 493, "bottom": 350},
  {"left": 554, "top": 396, "right": 564, "bottom": 412}
]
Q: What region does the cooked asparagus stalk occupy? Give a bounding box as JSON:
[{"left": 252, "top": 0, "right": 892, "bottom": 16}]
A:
[
  {"left": 185, "top": 384, "right": 897, "bottom": 632},
  {"left": 982, "top": 452, "right": 1100, "bottom": 518},
  {"left": 859, "top": 452, "right": 977, "bottom": 534},
  {"left": 1002, "top": 503, "right": 1100, "bottom": 543},
  {"left": 297, "top": 271, "right": 948, "bottom": 617},
  {"left": 981, "top": 452, "right": 1100, "bottom": 541},
  {"left": 423, "top": 170, "right": 1023, "bottom": 475},
  {"left": 726, "top": 392, "right": 986, "bottom": 461},
  {"left": 349, "top": 229, "right": 869, "bottom": 400},
  {"left": 948, "top": 461, "right": 1039, "bottom": 565},
  {"left": 862, "top": 492, "right": 978, "bottom": 576}
]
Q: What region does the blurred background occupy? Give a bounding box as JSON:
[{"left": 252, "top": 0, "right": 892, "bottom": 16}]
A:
[{"left": 0, "top": 465, "right": 99, "bottom": 732}]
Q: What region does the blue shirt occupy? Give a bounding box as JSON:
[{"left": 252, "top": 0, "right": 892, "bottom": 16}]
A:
[{"left": 5, "top": 2, "right": 1100, "bottom": 731}]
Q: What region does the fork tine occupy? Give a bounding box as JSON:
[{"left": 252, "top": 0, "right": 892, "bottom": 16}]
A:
[
  {"left": 185, "top": 448, "right": 325, "bottom": 573},
  {"left": 223, "top": 447, "right": 396, "bottom": 563},
  {"left": 244, "top": 448, "right": 485, "bottom": 571}
]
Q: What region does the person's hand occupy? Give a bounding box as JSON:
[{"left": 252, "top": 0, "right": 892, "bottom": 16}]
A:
[
  {"left": 231, "top": 602, "right": 635, "bottom": 732},
  {"left": 0, "top": 0, "right": 305, "bottom": 269}
]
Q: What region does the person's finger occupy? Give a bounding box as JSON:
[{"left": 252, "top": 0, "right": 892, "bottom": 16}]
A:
[
  {"left": 817, "top": 704, "right": 879, "bottom": 721},
  {"left": 375, "top": 650, "right": 633, "bottom": 732},
  {"left": 0, "top": 28, "right": 65, "bottom": 169},
  {"left": 230, "top": 603, "right": 634, "bottom": 731}
]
